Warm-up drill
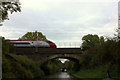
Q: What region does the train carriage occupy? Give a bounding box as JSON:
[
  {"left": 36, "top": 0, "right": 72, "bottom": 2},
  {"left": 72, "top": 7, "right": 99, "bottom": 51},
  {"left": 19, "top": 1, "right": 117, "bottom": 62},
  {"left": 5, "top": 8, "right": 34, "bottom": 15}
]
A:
[{"left": 9, "top": 40, "right": 56, "bottom": 48}]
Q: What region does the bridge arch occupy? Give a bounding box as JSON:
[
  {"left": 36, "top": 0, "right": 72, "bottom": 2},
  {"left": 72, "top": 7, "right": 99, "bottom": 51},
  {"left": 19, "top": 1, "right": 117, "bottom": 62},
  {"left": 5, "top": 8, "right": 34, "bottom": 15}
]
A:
[
  {"left": 41, "top": 54, "right": 80, "bottom": 64},
  {"left": 41, "top": 53, "right": 81, "bottom": 72}
]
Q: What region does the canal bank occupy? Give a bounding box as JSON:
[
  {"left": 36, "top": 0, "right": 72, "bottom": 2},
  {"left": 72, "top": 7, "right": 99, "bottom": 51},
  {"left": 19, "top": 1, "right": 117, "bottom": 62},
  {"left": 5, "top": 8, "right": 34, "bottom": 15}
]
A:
[{"left": 67, "top": 69, "right": 118, "bottom": 80}]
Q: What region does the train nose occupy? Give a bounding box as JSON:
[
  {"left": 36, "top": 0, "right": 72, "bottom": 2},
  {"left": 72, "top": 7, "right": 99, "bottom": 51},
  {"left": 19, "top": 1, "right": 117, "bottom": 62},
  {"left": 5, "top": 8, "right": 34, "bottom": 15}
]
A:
[
  {"left": 51, "top": 44, "right": 57, "bottom": 48},
  {"left": 53, "top": 44, "right": 57, "bottom": 48}
]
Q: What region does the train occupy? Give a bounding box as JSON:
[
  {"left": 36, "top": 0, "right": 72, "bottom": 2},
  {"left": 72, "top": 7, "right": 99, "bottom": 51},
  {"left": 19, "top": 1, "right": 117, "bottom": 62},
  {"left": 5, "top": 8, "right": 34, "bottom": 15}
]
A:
[{"left": 9, "top": 40, "right": 57, "bottom": 48}]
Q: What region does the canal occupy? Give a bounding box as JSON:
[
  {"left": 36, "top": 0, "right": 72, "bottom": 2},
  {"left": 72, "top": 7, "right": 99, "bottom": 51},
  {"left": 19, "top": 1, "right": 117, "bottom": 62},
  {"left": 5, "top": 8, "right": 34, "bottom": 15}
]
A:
[{"left": 43, "top": 72, "right": 76, "bottom": 80}]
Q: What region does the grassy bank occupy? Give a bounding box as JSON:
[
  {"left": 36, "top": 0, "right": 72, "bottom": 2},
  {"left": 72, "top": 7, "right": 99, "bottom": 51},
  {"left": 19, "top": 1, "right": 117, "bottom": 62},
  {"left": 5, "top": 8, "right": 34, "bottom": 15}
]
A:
[
  {"left": 69, "top": 68, "right": 106, "bottom": 78},
  {"left": 2, "top": 53, "right": 45, "bottom": 78},
  {"left": 2, "top": 53, "right": 62, "bottom": 78},
  {"left": 68, "top": 65, "right": 119, "bottom": 79}
]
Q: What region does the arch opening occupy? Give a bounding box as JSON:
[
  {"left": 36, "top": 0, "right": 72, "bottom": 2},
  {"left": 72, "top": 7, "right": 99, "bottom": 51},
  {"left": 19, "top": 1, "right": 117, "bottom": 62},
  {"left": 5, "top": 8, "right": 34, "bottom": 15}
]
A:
[
  {"left": 41, "top": 56, "right": 81, "bottom": 73},
  {"left": 42, "top": 53, "right": 80, "bottom": 64}
]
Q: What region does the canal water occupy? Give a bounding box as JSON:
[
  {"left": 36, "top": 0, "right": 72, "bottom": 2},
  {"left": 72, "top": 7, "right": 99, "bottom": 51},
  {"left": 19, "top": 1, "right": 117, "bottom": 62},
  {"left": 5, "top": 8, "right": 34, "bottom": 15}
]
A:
[
  {"left": 43, "top": 72, "right": 110, "bottom": 80},
  {"left": 43, "top": 72, "right": 76, "bottom": 80}
]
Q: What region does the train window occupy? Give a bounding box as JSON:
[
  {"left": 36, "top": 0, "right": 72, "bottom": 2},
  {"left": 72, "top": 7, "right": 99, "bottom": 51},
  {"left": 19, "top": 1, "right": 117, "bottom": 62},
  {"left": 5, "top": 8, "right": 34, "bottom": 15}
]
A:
[
  {"left": 14, "top": 43, "right": 30, "bottom": 44},
  {"left": 48, "top": 41, "right": 52, "bottom": 43}
]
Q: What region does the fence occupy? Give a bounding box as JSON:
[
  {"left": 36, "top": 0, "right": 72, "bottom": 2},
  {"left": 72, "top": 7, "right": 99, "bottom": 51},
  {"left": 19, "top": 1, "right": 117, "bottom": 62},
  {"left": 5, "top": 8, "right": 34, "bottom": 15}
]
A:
[{"left": 55, "top": 42, "right": 81, "bottom": 48}]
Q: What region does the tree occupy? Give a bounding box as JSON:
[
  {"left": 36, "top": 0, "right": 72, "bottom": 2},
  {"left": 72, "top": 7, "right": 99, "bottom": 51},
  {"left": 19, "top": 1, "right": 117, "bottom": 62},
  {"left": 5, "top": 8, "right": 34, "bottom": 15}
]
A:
[
  {"left": 18, "top": 32, "right": 47, "bottom": 40},
  {"left": 0, "top": 0, "right": 21, "bottom": 24},
  {"left": 81, "top": 34, "right": 100, "bottom": 50},
  {"left": 99, "top": 36, "right": 104, "bottom": 44},
  {"left": 114, "top": 27, "right": 120, "bottom": 41}
]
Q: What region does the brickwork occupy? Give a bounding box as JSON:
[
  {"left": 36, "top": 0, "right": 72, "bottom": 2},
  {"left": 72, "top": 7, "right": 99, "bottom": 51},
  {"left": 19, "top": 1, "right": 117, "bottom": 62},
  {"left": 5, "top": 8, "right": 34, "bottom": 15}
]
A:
[{"left": 14, "top": 47, "right": 82, "bottom": 63}]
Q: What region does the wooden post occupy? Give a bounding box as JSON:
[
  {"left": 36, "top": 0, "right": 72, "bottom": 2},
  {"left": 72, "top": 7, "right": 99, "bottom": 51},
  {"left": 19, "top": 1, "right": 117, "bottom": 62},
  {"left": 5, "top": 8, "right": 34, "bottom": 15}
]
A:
[{"left": 107, "top": 70, "right": 111, "bottom": 78}]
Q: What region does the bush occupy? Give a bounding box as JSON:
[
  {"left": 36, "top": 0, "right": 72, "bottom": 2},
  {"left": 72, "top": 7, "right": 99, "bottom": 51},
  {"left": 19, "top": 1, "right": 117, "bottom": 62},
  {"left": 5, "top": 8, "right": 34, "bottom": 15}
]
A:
[
  {"left": 69, "top": 39, "right": 120, "bottom": 78},
  {"left": 41, "top": 59, "right": 62, "bottom": 75}
]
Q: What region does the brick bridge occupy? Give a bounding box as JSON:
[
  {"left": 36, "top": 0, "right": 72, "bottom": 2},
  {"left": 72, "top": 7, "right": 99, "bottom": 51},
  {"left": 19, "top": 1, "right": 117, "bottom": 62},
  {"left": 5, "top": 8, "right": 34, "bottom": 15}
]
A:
[{"left": 14, "top": 48, "right": 83, "bottom": 63}]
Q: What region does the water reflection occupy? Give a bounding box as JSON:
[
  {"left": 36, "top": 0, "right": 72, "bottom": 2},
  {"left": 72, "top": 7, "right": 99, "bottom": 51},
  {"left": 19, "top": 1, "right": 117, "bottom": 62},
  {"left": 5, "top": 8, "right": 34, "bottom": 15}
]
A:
[{"left": 43, "top": 72, "right": 76, "bottom": 80}]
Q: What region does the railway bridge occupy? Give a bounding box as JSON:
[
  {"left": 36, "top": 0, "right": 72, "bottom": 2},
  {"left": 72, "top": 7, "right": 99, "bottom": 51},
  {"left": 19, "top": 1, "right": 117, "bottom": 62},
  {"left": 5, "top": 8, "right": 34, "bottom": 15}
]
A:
[{"left": 14, "top": 48, "right": 82, "bottom": 63}]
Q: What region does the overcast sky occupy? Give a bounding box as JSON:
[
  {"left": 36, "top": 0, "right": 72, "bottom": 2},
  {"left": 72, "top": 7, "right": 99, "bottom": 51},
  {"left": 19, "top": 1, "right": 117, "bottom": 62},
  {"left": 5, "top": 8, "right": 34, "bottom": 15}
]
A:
[{"left": 0, "top": 0, "right": 119, "bottom": 47}]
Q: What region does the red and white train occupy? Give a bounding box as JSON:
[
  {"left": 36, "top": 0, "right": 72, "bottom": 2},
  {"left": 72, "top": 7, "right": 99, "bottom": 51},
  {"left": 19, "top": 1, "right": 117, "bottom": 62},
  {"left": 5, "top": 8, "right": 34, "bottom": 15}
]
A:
[{"left": 9, "top": 40, "right": 57, "bottom": 48}]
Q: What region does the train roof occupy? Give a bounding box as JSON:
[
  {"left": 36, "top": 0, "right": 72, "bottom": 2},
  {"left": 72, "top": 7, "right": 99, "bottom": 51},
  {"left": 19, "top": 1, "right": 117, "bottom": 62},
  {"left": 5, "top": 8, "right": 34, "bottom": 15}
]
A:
[
  {"left": 8, "top": 40, "right": 54, "bottom": 43},
  {"left": 9, "top": 40, "right": 49, "bottom": 41}
]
